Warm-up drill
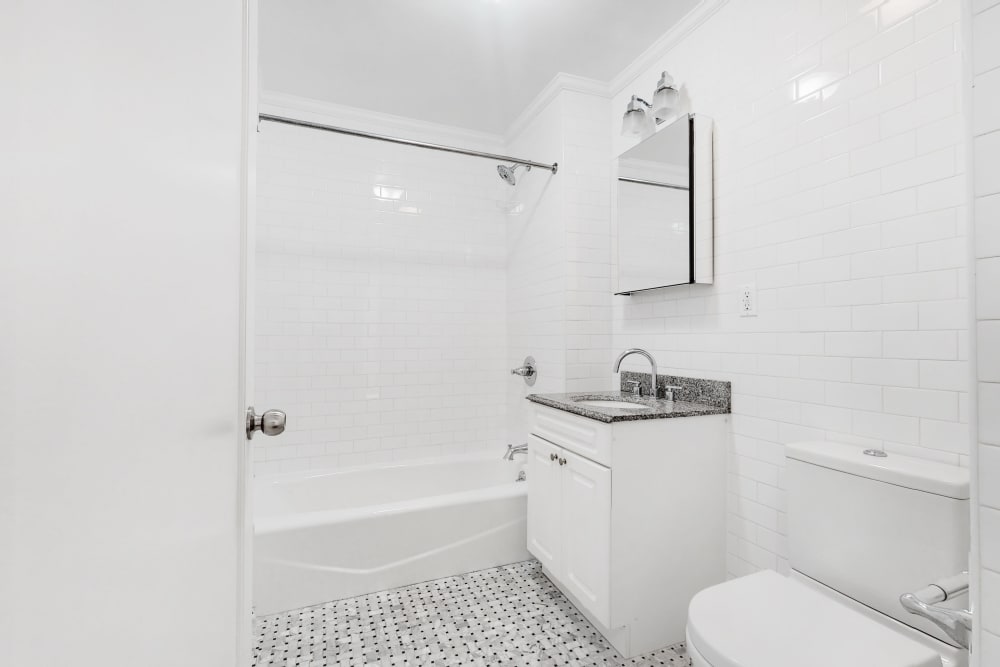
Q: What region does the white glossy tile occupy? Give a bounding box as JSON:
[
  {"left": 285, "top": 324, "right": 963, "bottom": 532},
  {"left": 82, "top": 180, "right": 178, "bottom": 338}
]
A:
[
  {"left": 918, "top": 417, "right": 968, "bottom": 453},
  {"left": 978, "top": 258, "right": 1000, "bottom": 319},
  {"left": 884, "top": 386, "right": 958, "bottom": 420},
  {"left": 974, "top": 67, "right": 1000, "bottom": 137},
  {"left": 878, "top": 0, "right": 937, "bottom": 29},
  {"left": 982, "top": 629, "right": 1000, "bottom": 666},
  {"left": 979, "top": 383, "right": 1000, "bottom": 445},
  {"left": 983, "top": 506, "right": 1000, "bottom": 571},
  {"left": 880, "top": 25, "right": 956, "bottom": 82},
  {"left": 976, "top": 194, "right": 1000, "bottom": 258},
  {"left": 850, "top": 17, "right": 915, "bottom": 71},
  {"left": 974, "top": 5, "right": 1000, "bottom": 75},
  {"left": 979, "top": 320, "right": 1000, "bottom": 381},
  {"left": 976, "top": 131, "right": 1000, "bottom": 197}
]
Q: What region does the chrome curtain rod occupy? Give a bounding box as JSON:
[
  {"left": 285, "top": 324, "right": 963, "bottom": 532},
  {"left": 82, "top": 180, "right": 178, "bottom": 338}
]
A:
[
  {"left": 618, "top": 176, "right": 689, "bottom": 191},
  {"left": 259, "top": 113, "right": 558, "bottom": 174}
]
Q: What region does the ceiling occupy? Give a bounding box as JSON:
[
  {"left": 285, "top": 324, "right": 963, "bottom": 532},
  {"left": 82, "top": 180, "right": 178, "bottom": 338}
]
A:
[{"left": 259, "top": 0, "right": 700, "bottom": 135}]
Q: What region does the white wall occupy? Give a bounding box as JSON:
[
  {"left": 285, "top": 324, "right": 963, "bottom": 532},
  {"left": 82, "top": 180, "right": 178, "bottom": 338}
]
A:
[
  {"left": 254, "top": 103, "right": 510, "bottom": 473},
  {"left": 611, "top": 0, "right": 970, "bottom": 578},
  {"left": 505, "top": 84, "right": 613, "bottom": 445},
  {"left": 970, "top": 0, "right": 1000, "bottom": 661},
  {"left": 506, "top": 92, "right": 569, "bottom": 437}
]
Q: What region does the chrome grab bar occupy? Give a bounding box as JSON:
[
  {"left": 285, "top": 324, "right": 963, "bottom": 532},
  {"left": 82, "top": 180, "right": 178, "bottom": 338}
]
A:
[{"left": 899, "top": 571, "right": 972, "bottom": 649}]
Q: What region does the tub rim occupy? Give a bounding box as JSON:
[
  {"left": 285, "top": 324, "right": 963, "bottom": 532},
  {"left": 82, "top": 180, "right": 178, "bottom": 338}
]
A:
[
  {"left": 254, "top": 452, "right": 527, "bottom": 535},
  {"left": 255, "top": 451, "right": 518, "bottom": 485}
]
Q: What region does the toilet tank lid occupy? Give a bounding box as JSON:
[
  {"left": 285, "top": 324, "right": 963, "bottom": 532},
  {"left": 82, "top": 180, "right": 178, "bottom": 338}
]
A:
[{"left": 786, "top": 441, "right": 969, "bottom": 499}]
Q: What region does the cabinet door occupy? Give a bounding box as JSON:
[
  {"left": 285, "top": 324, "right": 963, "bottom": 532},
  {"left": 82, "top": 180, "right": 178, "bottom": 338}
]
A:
[
  {"left": 560, "top": 448, "right": 612, "bottom": 627},
  {"left": 527, "top": 435, "right": 562, "bottom": 572}
]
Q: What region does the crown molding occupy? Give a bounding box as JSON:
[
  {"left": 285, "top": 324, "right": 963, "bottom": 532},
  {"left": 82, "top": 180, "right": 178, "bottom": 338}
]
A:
[
  {"left": 504, "top": 72, "right": 611, "bottom": 144},
  {"left": 258, "top": 90, "right": 505, "bottom": 152},
  {"left": 609, "top": 0, "right": 730, "bottom": 97}
]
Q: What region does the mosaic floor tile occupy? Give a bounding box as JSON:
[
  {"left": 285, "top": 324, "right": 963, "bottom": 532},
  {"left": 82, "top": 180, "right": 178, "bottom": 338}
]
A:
[{"left": 254, "top": 560, "right": 690, "bottom": 667}]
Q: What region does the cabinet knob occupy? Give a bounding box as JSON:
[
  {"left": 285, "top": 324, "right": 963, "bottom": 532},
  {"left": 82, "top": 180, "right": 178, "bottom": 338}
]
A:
[
  {"left": 559, "top": 457, "right": 567, "bottom": 466},
  {"left": 550, "top": 453, "right": 558, "bottom": 461}
]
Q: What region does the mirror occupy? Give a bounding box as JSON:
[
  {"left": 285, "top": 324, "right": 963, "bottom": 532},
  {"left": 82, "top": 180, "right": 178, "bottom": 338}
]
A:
[{"left": 615, "top": 114, "right": 713, "bottom": 295}]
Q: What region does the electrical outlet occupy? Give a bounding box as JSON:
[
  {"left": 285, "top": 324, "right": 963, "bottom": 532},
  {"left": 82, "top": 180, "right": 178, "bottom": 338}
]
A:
[{"left": 739, "top": 283, "right": 757, "bottom": 317}]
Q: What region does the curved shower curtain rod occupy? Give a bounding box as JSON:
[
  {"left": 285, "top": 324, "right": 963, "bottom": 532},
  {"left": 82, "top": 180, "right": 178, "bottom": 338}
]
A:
[{"left": 258, "top": 113, "right": 559, "bottom": 175}]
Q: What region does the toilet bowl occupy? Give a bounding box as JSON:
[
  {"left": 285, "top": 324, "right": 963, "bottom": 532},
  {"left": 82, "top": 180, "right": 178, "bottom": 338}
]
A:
[{"left": 685, "top": 441, "right": 970, "bottom": 667}]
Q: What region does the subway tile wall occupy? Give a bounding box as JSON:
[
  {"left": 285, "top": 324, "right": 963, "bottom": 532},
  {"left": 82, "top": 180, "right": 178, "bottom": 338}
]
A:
[
  {"left": 505, "top": 88, "right": 613, "bottom": 446},
  {"left": 610, "top": 0, "right": 970, "bottom": 579},
  {"left": 254, "top": 123, "right": 511, "bottom": 473},
  {"left": 972, "top": 0, "right": 1000, "bottom": 660},
  {"left": 505, "top": 94, "right": 569, "bottom": 442}
]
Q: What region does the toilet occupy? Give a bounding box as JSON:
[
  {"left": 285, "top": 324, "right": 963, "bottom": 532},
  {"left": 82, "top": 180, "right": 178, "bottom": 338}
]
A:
[{"left": 686, "top": 441, "right": 970, "bottom": 667}]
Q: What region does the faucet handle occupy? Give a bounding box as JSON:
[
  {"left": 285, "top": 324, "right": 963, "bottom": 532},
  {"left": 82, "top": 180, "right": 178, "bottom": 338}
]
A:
[
  {"left": 662, "top": 385, "right": 683, "bottom": 401},
  {"left": 899, "top": 572, "right": 972, "bottom": 649},
  {"left": 900, "top": 593, "right": 971, "bottom": 649},
  {"left": 624, "top": 380, "right": 642, "bottom": 396}
]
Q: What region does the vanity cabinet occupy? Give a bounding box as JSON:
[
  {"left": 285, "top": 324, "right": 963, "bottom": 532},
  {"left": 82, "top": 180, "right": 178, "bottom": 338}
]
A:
[
  {"left": 526, "top": 402, "right": 728, "bottom": 659},
  {"left": 527, "top": 435, "right": 612, "bottom": 624}
]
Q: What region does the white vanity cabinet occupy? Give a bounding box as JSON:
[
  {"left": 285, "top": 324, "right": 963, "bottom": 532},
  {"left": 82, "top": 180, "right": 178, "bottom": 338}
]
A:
[
  {"left": 526, "top": 402, "right": 727, "bottom": 659},
  {"left": 527, "top": 435, "right": 612, "bottom": 623}
]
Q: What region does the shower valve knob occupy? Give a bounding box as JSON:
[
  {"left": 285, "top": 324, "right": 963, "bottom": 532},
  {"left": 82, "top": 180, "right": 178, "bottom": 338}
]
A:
[
  {"left": 246, "top": 406, "right": 287, "bottom": 439},
  {"left": 511, "top": 356, "right": 537, "bottom": 387}
]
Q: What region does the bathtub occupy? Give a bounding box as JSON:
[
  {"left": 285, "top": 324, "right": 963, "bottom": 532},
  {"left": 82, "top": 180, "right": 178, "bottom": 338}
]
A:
[{"left": 253, "top": 454, "right": 530, "bottom": 615}]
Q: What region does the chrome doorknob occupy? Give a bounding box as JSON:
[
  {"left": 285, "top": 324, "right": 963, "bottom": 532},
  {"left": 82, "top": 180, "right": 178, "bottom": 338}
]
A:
[{"left": 246, "top": 406, "right": 286, "bottom": 439}]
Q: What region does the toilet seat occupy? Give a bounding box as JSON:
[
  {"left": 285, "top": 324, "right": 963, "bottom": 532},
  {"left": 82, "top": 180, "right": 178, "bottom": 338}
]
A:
[{"left": 686, "top": 570, "right": 941, "bottom": 667}]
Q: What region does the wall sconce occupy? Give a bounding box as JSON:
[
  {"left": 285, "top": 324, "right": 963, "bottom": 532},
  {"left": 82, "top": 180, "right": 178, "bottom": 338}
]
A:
[{"left": 621, "top": 71, "right": 679, "bottom": 137}]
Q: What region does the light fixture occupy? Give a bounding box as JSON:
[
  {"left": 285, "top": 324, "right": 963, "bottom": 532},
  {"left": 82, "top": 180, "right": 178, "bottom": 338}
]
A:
[
  {"left": 621, "top": 70, "right": 679, "bottom": 137},
  {"left": 621, "top": 95, "right": 655, "bottom": 137},
  {"left": 652, "top": 71, "right": 679, "bottom": 121}
]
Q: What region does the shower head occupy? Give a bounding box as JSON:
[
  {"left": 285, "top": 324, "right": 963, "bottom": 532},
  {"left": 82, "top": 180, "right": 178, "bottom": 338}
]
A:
[{"left": 497, "top": 163, "right": 530, "bottom": 185}]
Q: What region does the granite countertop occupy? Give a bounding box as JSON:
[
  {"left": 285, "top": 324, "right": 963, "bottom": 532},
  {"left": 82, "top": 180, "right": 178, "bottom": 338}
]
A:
[{"left": 526, "top": 391, "right": 729, "bottom": 423}]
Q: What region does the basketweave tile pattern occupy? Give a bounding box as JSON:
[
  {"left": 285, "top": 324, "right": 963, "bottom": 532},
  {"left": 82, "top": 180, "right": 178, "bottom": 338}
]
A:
[{"left": 254, "top": 560, "right": 690, "bottom": 667}]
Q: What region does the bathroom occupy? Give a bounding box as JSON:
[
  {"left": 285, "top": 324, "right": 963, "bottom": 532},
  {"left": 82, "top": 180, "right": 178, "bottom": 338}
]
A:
[{"left": 4, "top": 0, "right": 999, "bottom": 665}]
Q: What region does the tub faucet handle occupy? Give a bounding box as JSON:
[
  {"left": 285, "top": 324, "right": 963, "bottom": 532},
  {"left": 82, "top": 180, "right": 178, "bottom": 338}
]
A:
[{"left": 511, "top": 355, "right": 537, "bottom": 387}]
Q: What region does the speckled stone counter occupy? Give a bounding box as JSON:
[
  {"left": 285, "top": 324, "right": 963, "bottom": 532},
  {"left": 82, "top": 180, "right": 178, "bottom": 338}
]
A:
[{"left": 526, "top": 373, "right": 731, "bottom": 424}]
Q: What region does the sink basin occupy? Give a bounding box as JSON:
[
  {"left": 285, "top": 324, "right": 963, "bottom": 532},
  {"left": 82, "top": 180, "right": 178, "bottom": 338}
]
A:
[{"left": 575, "top": 399, "right": 652, "bottom": 410}]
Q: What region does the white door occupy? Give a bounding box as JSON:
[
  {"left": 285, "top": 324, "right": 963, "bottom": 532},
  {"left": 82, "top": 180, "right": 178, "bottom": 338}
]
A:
[
  {"left": 527, "top": 435, "right": 563, "bottom": 571},
  {"left": 2, "top": 2, "right": 254, "bottom": 666},
  {"left": 561, "top": 449, "right": 612, "bottom": 627}
]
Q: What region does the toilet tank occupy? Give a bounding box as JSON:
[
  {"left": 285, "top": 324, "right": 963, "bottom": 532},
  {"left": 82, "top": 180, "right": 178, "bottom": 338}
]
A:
[{"left": 786, "top": 441, "right": 969, "bottom": 647}]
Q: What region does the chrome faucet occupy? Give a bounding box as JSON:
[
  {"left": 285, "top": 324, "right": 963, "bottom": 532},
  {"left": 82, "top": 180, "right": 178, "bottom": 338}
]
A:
[
  {"left": 899, "top": 572, "right": 972, "bottom": 649},
  {"left": 504, "top": 443, "right": 528, "bottom": 461},
  {"left": 613, "top": 348, "right": 659, "bottom": 398}
]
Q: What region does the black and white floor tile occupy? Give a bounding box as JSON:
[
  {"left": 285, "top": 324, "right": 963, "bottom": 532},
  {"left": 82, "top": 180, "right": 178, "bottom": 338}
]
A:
[{"left": 254, "top": 560, "right": 690, "bottom": 667}]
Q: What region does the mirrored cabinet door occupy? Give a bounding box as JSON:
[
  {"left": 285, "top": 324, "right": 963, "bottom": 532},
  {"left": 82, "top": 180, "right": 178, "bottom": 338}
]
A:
[{"left": 615, "top": 114, "right": 713, "bottom": 295}]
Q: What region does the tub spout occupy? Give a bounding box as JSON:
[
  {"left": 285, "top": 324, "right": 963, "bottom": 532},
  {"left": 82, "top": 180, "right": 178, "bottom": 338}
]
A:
[{"left": 504, "top": 443, "right": 528, "bottom": 461}]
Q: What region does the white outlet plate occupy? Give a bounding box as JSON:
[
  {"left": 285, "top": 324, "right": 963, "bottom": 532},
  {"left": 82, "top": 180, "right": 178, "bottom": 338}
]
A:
[{"left": 739, "top": 283, "right": 757, "bottom": 317}]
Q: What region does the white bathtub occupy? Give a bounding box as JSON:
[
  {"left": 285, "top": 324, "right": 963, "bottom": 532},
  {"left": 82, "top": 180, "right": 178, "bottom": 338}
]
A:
[{"left": 253, "top": 455, "right": 529, "bottom": 615}]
